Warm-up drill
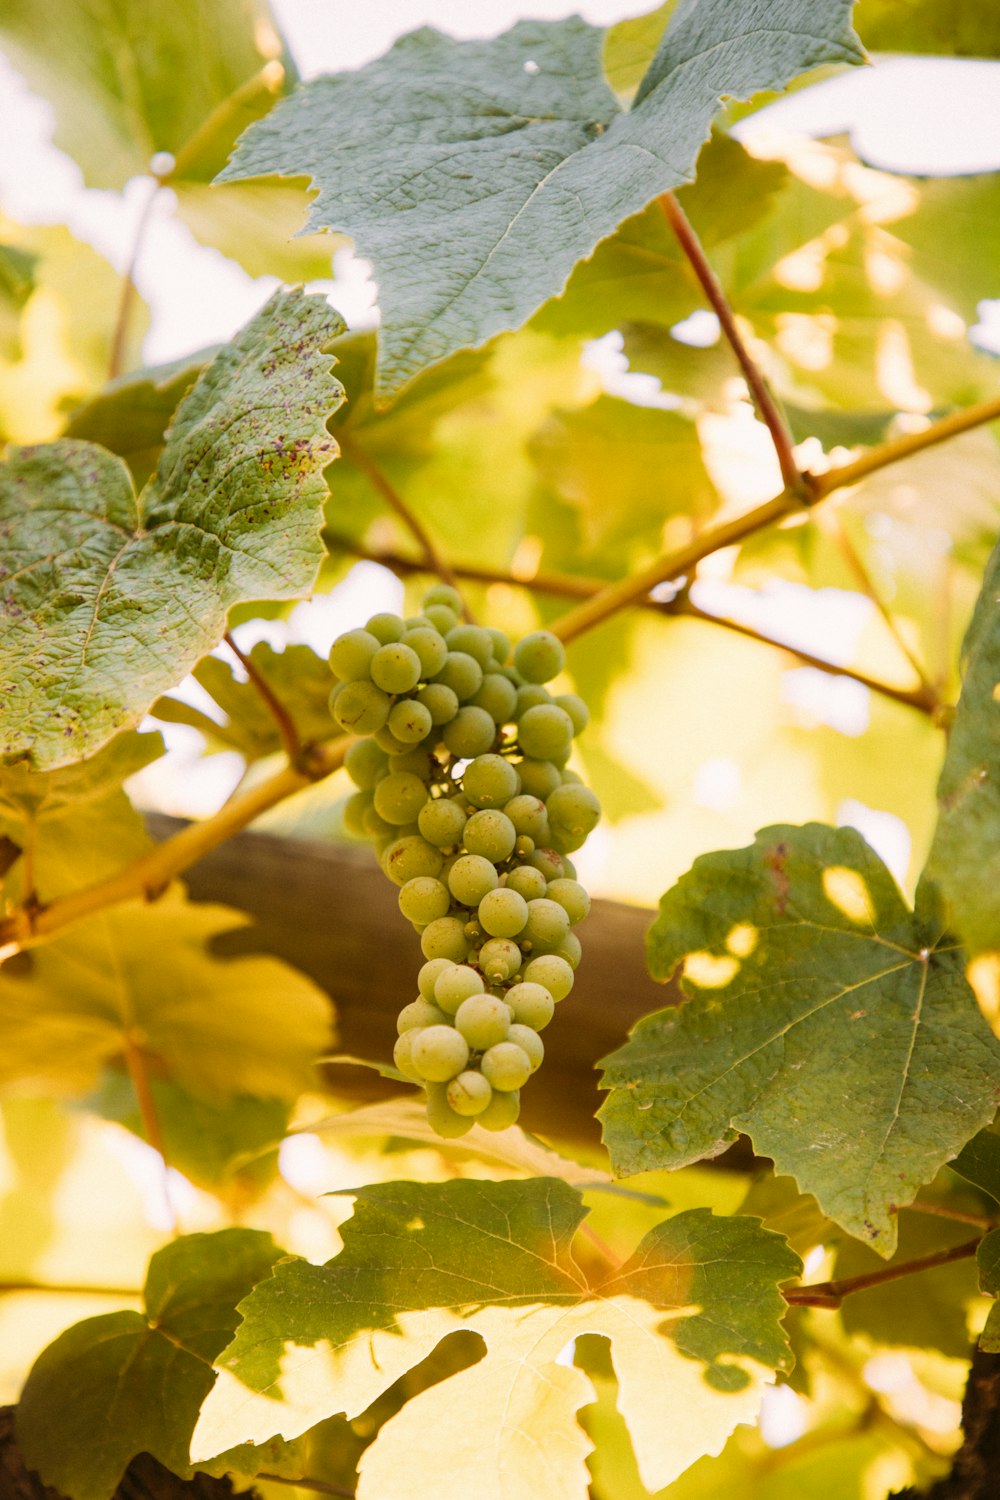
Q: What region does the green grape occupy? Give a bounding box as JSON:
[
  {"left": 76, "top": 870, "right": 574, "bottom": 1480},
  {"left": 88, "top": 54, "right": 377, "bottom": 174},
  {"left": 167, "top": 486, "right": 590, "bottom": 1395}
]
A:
[
  {"left": 383, "top": 835, "right": 444, "bottom": 886},
  {"left": 479, "top": 937, "right": 523, "bottom": 984},
  {"left": 505, "top": 981, "right": 554, "bottom": 1030},
  {"left": 562, "top": 857, "right": 578, "bottom": 880},
  {"left": 424, "top": 603, "right": 459, "bottom": 635},
  {"left": 334, "top": 679, "right": 391, "bottom": 734},
  {"left": 411, "top": 1024, "right": 470, "bottom": 1081},
  {"left": 422, "top": 583, "right": 464, "bottom": 612},
  {"left": 418, "top": 797, "right": 467, "bottom": 848},
  {"left": 434, "top": 963, "right": 485, "bottom": 1014},
  {"left": 486, "top": 628, "right": 511, "bottom": 665},
  {"left": 522, "top": 898, "right": 571, "bottom": 951},
  {"left": 385, "top": 698, "right": 431, "bottom": 745},
  {"left": 389, "top": 745, "right": 437, "bottom": 778},
  {"left": 514, "top": 835, "right": 535, "bottom": 859},
  {"left": 514, "top": 629, "right": 565, "bottom": 684},
  {"left": 417, "top": 681, "right": 460, "bottom": 726},
  {"left": 371, "top": 642, "right": 422, "bottom": 694},
  {"left": 553, "top": 693, "right": 589, "bottom": 734},
  {"left": 446, "top": 1070, "right": 493, "bottom": 1116},
  {"left": 476, "top": 1087, "right": 520, "bottom": 1131},
  {"left": 503, "top": 794, "right": 550, "bottom": 842},
  {"left": 343, "top": 790, "right": 374, "bottom": 840},
  {"left": 477, "top": 886, "right": 528, "bottom": 938},
  {"left": 448, "top": 853, "right": 499, "bottom": 907},
  {"left": 374, "top": 723, "right": 414, "bottom": 754},
  {"left": 329, "top": 628, "right": 381, "bottom": 681},
  {"left": 425, "top": 1084, "right": 476, "bottom": 1137},
  {"left": 508, "top": 1024, "right": 544, "bottom": 1072},
  {"left": 420, "top": 916, "right": 470, "bottom": 963},
  {"left": 442, "top": 705, "right": 496, "bottom": 758},
  {"left": 546, "top": 878, "right": 591, "bottom": 925},
  {"left": 515, "top": 683, "right": 551, "bottom": 716},
  {"left": 404, "top": 626, "right": 449, "bottom": 677},
  {"left": 393, "top": 1031, "right": 424, "bottom": 1082},
  {"left": 462, "top": 753, "right": 519, "bottom": 809},
  {"left": 481, "top": 1041, "right": 532, "bottom": 1092},
  {"left": 433, "top": 651, "right": 483, "bottom": 701},
  {"left": 344, "top": 738, "right": 389, "bottom": 790},
  {"left": 455, "top": 993, "right": 511, "bottom": 1050},
  {"left": 526, "top": 847, "right": 566, "bottom": 881},
  {"left": 546, "top": 782, "right": 601, "bottom": 840},
  {"left": 557, "top": 931, "right": 582, "bottom": 969},
  {"left": 397, "top": 998, "right": 449, "bottom": 1033},
  {"left": 398, "top": 876, "right": 451, "bottom": 926},
  {"left": 516, "top": 758, "right": 562, "bottom": 800},
  {"left": 362, "top": 804, "right": 396, "bottom": 843},
  {"left": 463, "top": 809, "right": 516, "bottom": 863},
  {"left": 445, "top": 624, "right": 494, "bottom": 670},
  {"left": 418, "top": 957, "right": 454, "bottom": 1001},
  {"left": 374, "top": 771, "right": 429, "bottom": 825},
  {"left": 518, "top": 703, "right": 573, "bottom": 761},
  {"left": 470, "top": 671, "right": 518, "bottom": 724},
  {"left": 522, "top": 953, "right": 574, "bottom": 1002},
  {"left": 504, "top": 865, "right": 548, "bottom": 902},
  {"left": 366, "top": 612, "right": 406, "bottom": 645},
  {"left": 405, "top": 614, "right": 434, "bottom": 630}
]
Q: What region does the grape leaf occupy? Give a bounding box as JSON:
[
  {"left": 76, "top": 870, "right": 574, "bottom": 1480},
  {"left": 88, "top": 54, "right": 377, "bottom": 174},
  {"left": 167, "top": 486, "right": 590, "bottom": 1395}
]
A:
[
  {"left": 855, "top": 0, "right": 1000, "bottom": 57},
  {"left": 951, "top": 1124, "right": 1000, "bottom": 1203},
  {"left": 217, "top": 4, "right": 864, "bottom": 394},
  {"left": 191, "top": 1178, "right": 800, "bottom": 1498},
  {"left": 0, "top": 288, "right": 343, "bottom": 770},
  {"left": 926, "top": 533, "right": 1000, "bottom": 954},
  {"left": 0, "top": 731, "right": 163, "bottom": 826},
  {"left": 0, "top": 242, "right": 36, "bottom": 359},
  {"left": 978, "top": 1228, "right": 1000, "bottom": 1350},
  {"left": 599, "top": 823, "right": 1000, "bottom": 1254},
  {"left": 0, "top": 891, "right": 331, "bottom": 1100},
  {"left": 64, "top": 352, "right": 214, "bottom": 489},
  {"left": 15, "top": 1229, "right": 304, "bottom": 1500}
]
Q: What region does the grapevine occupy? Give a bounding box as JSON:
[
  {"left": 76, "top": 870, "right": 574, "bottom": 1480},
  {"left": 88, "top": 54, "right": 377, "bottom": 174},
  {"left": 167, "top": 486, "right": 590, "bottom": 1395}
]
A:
[{"left": 330, "top": 584, "right": 600, "bottom": 1137}]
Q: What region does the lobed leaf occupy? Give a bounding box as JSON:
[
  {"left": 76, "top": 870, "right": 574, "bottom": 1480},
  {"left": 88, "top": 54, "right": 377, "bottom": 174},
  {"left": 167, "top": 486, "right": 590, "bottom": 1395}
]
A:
[{"left": 600, "top": 823, "right": 1000, "bottom": 1253}]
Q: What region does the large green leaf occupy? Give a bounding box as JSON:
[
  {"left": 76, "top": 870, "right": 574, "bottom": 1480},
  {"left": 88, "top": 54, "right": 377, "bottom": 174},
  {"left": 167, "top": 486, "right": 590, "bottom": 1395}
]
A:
[
  {"left": 16, "top": 1230, "right": 304, "bottom": 1500},
  {"left": 218, "top": 5, "right": 863, "bottom": 394},
  {"left": 977, "top": 1227, "right": 1000, "bottom": 1350},
  {"left": 0, "top": 731, "right": 162, "bottom": 826},
  {"left": 0, "top": 288, "right": 343, "bottom": 771},
  {"left": 191, "top": 1179, "right": 800, "bottom": 1499},
  {"left": 0, "top": 892, "right": 331, "bottom": 1101},
  {"left": 926, "top": 534, "right": 1000, "bottom": 954},
  {"left": 855, "top": 0, "right": 1000, "bottom": 57},
  {"left": 64, "top": 352, "right": 214, "bottom": 489},
  {"left": 600, "top": 824, "right": 1000, "bottom": 1254}
]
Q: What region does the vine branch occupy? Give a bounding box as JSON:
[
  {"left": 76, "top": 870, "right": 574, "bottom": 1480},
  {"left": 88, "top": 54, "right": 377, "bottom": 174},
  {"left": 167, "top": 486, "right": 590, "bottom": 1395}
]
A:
[
  {"left": 122, "top": 1031, "right": 177, "bottom": 1234},
  {"left": 224, "top": 631, "right": 301, "bottom": 759},
  {"left": 659, "top": 190, "right": 808, "bottom": 497},
  {"left": 784, "top": 1236, "right": 982, "bottom": 1309}
]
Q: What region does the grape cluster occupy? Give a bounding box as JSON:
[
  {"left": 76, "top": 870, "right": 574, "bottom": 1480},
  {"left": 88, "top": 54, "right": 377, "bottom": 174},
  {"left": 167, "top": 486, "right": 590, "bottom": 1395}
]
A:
[{"left": 329, "top": 584, "right": 600, "bottom": 1138}]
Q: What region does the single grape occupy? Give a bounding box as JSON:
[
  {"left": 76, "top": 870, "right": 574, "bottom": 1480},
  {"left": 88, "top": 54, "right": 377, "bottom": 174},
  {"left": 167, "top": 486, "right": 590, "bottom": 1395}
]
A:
[
  {"left": 448, "top": 853, "right": 499, "bottom": 908},
  {"left": 526, "top": 847, "right": 566, "bottom": 882},
  {"left": 334, "top": 680, "right": 391, "bottom": 734},
  {"left": 514, "top": 835, "right": 535, "bottom": 859},
  {"left": 522, "top": 898, "right": 571, "bottom": 951},
  {"left": 329, "top": 628, "right": 381, "bottom": 682},
  {"left": 442, "top": 706, "right": 497, "bottom": 758},
  {"left": 366, "top": 612, "right": 406, "bottom": 645},
  {"left": 388, "top": 744, "right": 437, "bottom": 778},
  {"left": 518, "top": 703, "right": 573, "bottom": 761},
  {"left": 424, "top": 603, "right": 459, "bottom": 635},
  {"left": 374, "top": 772, "right": 429, "bottom": 826},
  {"left": 434, "top": 651, "right": 483, "bottom": 701},
  {"left": 404, "top": 626, "right": 449, "bottom": 678},
  {"left": 445, "top": 624, "right": 495, "bottom": 670},
  {"left": 412, "top": 681, "right": 457, "bottom": 727},
  {"left": 362, "top": 804, "right": 396, "bottom": 843},
  {"left": 425, "top": 1083, "right": 475, "bottom": 1137},
  {"left": 410, "top": 1025, "right": 470, "bottom": 1082},
  {"left": 557, "top": 931, "right": 583, "bottom": 969},
  {"left": 373, "top": 723, "right": 414, "bottom": 755},
  {"left": 504, "top": 865, "right": 548, "bottom": 902},
  {"left": 463, "top": 809, "right": 516, "bottom": 864},
  {"left": 553, "top": 693, "right": 589, "bottom": 735},
  {"left": 397, "top": 998, "right": 449, "bottom": 1033},
  {"left": 422, "top": 584, "right": 464, "bottom": 613},
  {"left": 462, "top": 753, "right": 519, "bottom": 809},
  {"left": 505, "top": 981, "right": 554, "bottom": 1030},
  {"left": 522, "top": 953, "right": 574, "bottom": 1002},
  {"left": 387, "top": 698, "right": 433, "bottom": 744},
  {"left": 479, "top": 937, "right": 523, "bottom": 984},
  {"left": 420, "top": 916, "right": 470, "bottom": 963},
  {"left": 476, "top": 1088, "right": 520, "bottom": 1131},
  {"left": 514, "top": 630, "right": 565, "bottom": 684},
  {"left": 398, "top": 876, "right": 451, "bottom": 926},
  {"left": 516, "top": 758, "right": 562, "bottom": 800},
  {"left": 371, "top": 642, "right": 423, "bottom": 695},
  {"left": 545, "top": 878, "right": 591, "bottom": 925},
  {"left": 486, "top": 628, "right": 511, "bottom": 665},
  {"left": 392, "top": 1031, "right": 424, "bottom": 1082},
  {"left": 455, "top": 993, "right": 511, "bottom": 1050},
  {"left": 503, "top": 794, "right": 550, "bottom": 842},
  {"left": 345, "top": 738, "right": 390, "bottom": 790},
  {"left": 470, "top": 672, "right": 518, "bottom": 725},
  {"left": 545, "top": 783, "right": 601, "bottom": 841},
  {"left": 383, "top": 835, "right": 444, "bottom": 886},
  {"left": 418, "top": 797, "right": 467, "bottom": 848},
  {"left": 418, "top": 957, "right": 454, "bottom": 1001},
  {"left": 446, "top": 1070, "right": 493, "bottom": 1116},
  {"left": 481, "top": 1041, "right": 532, "bottom": 1092},
  {"left": 508, "top": 1024, "right": 544, "bottom": 1072},
  {"left": 478, "top": 886, "right": 529, "bottom": 938},
  {"left": 434, "top": 963, "right": 485, "bottom": 1015},
  {"left": 343, "top": 790, "right": 373, "bottom": 839},
  {"left": 515, "top": 683, "right": 551, "bottom": 716}
]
